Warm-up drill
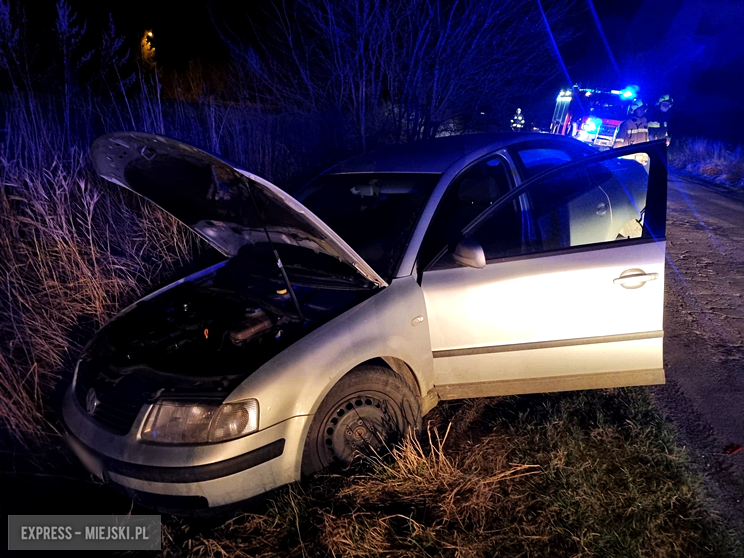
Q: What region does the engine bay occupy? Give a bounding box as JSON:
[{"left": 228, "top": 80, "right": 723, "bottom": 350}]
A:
[
  {"left": 73, "top": 261, "right": 376, "bottom": 430},
  {"left": 102, "top": 284, "right": 300, "bottom": 379}
]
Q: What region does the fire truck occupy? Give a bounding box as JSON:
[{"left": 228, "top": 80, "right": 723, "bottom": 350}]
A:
[{"left": 550, "top": 85, "right": 639, "bottom": 149}]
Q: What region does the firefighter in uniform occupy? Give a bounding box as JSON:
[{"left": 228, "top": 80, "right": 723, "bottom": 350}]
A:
[
  {"left": 613, "top": 99, "right": 648, "bottom": 147},
  {"left": 647, "top": 94, "right": 673, "bottom": 146},
  {"left": 510, "top": 108, "right": 525, "bottom": 131}
]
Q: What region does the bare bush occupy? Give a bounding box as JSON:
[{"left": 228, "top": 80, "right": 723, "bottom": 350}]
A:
[
  {"left": 669, "top": 137, "right": 744, "bottom": 187},
  {"left": 217, "top": 0, "right": 578, "bottom": 150}
]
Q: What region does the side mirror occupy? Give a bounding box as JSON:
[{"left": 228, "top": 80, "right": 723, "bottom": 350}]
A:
[{"left": 453, "top": 237, "right": 486, "bottom": 269}]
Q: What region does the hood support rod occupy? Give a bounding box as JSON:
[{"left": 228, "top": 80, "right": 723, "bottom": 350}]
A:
[{"left": 246, "top": 181, "right": 305, "bottom": 322}]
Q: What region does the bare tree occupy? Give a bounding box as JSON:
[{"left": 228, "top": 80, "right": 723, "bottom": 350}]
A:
[
  {"left": 216, "top": 0, "right": 578, "bottom": 151},
  {"left": 99, "top": 14, "right": 131, "bottom": 86},
  {"left": 0, "top": 0, "right": 20, "bottom": 86},
  {"left": 54, "top": 0, "right": 92, "bottom": 140}
]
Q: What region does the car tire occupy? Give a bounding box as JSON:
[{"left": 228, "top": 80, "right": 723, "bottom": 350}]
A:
[{"left": 301, "top": 365, "right": 422, "bottom": 476}]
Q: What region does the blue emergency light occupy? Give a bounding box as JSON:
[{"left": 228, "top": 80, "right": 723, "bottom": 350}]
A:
[{"left": 582, "top": 118, "right": 602, "bottom": 132}]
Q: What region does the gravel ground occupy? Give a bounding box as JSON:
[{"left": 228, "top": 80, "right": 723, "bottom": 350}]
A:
[{"left": 653, "top": 172, "right": 744, "bottom": 538}]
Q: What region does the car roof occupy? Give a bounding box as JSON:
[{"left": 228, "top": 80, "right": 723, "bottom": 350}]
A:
[{"left": 328, "top": 132, "right": 581, "bottom": 174}]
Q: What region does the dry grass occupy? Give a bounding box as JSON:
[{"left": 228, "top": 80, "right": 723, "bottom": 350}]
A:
[
  {"left": 669, "top": 137, "right": 744, "bottom": 187},
  {"left": 0, "top": 149, "right": 198, "bottom": 443},
  {"left": 161, "top": 389, "right": 742, "bottom": 558}
]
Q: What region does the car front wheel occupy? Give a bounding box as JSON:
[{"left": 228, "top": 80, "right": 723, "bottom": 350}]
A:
[{"left": 301, "top": 365, "right": 421, "bottom": 475}]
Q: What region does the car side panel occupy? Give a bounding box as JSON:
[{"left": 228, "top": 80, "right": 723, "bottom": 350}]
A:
[
  {"left": 433, "top": 337, "right": 663, "bottom": 392},
  {"left": 566, "top": 187, "right": 613, "bottom": 244},
  {"left": 424, "top": 241, "right": 664, "bottom": 352},
  {"left": 226, "top": 274, "right": 434, "bottom": 478},
  {"left": 602, "top": 159, "right": 650, "bottom": 238},
  {"left": 423, "top": 240, "right": 665, "bottom": 390}
]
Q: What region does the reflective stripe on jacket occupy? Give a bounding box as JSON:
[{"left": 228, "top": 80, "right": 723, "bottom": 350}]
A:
[
  {"left": 647, "top": 107, "right": 671, "bottom": 141},
  {"left": 614, "top": 116, "right": 648, "bottom": 147}
]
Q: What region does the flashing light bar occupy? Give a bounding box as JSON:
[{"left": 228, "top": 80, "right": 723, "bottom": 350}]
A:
[{"left": 557, "top": 84, "right": 639, "bottom": 103}]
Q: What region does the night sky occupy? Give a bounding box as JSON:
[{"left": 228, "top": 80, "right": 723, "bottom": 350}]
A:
[
  {"left": 555, "top": 0, "right": 743, "bottom": 144},
  {"left": 33, "top": 0, "right": 744, "bottom": 144}
]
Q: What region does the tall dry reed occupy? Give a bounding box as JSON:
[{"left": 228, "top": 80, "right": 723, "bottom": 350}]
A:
[{"left": 0, "top": 85, "right": 350, "bottom": 445}]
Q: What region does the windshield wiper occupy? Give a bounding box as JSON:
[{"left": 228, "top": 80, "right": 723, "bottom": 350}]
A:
[{"left": 246, "top": 181, "right": 306, "bottom": 322}]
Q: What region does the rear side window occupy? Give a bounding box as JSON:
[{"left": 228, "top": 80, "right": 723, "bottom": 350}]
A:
[{"left": 514, "top": 147, "right": 573, "bottom": 179}]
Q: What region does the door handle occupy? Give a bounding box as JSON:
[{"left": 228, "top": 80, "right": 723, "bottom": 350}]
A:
[
  {"left": 613, "top": 268, "right": 659, "bottom": 289},
  {"left": 596, "top": 202, "right": 609, "bottom": 215}
]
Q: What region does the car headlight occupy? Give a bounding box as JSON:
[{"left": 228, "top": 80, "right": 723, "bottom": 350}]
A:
[{"left": 140, "top": 400, "right": 259, "bottom": 444}]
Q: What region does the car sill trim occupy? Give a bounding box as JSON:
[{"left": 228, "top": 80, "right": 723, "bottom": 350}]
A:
[
  {"left": 435, "top": 367, "right": 665, "bottom": 399},
  {"left": 432, "top": 330, "right": 663, "bottom": 359}
]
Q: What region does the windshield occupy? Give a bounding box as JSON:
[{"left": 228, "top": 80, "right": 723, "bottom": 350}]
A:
[
  {"left": 585, "top": 94, "right": 629, "bottom": 121},
  {"left": 297, "top": 173, "right": 441, "bottom": 281}
]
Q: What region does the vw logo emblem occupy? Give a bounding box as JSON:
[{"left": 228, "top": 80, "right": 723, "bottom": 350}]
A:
[{"left": 86, "top": 388, "right": 101, "bottom": 415}]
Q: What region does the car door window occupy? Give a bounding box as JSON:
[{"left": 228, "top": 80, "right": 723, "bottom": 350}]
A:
[
  {"left": 514, "top": 155, "right": 650, "bottom": 253},
  {"left": 419, "top": 156, "right": 516, "bottom": 269},
  {"left": 427, "top": 147, "right": 659, "bottom": 269}
]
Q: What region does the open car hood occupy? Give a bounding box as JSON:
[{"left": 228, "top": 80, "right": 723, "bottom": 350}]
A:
[{"left": 91, "top": 132, "right": 387, "bottom": 288}]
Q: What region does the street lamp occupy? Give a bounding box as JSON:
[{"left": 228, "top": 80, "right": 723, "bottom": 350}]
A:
[{"left": 141, "top": 30, "right": 156, "bottom": 69}]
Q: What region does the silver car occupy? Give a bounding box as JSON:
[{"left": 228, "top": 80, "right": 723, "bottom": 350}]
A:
[{"left": 63, "top": 132, "right": 668, "bottom": 514}]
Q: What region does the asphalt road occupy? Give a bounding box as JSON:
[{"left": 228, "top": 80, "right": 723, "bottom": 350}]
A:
[{"left": 654, "top": 172, "right": 744, "bottom": 534}]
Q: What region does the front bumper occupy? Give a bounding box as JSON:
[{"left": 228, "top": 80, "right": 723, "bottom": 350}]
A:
[{"left": 62, "top": 387, "right": 310, "bottom": 511}]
